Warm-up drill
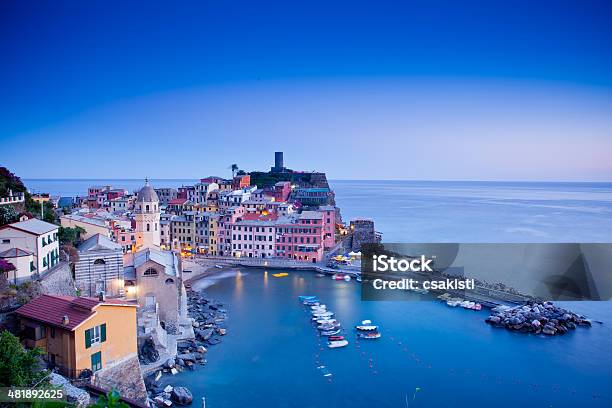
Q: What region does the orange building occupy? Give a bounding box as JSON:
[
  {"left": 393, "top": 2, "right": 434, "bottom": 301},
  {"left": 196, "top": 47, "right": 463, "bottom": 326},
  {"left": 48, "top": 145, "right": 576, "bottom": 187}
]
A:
[{"left": 16, "top": 294, "right": 137, "bottom": 378}]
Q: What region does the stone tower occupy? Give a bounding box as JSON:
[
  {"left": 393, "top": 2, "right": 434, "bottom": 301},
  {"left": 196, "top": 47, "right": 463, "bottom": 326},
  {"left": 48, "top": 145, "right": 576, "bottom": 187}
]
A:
[{"left": 135, "top": 179, "right": 161, "bottom": 249}]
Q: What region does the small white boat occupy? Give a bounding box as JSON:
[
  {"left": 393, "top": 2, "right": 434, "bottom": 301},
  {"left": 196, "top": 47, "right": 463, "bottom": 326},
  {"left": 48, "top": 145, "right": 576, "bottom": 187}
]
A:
[
  {"left": 316, "top": 318, "right": 339, "bottom": 324},
  {"left": 215, "top": 265, "right": 224, "bottom": 269},
  {"left": 312, "top": 312, "right": 334, "bottom": 317},
  {"left": 311, "top": 305, "right": 326, "bottom": 310},
  {"left": 447, "top": 300, "right": 460, "bottom": 307},
  {"left": 361, "top": 320, "right": 372, "bottom": 325},
  {"left": 344, "top": 275, "right": 351, "bottom": 282},
  {"left": 356, "top": 276, "right": 362, "bottom": 282},
  {"left": 328, "top": 340, "right": 349, "bottom": 348},
  {"left": 355, "top": 325, "right": 378, "bottom": 331}
]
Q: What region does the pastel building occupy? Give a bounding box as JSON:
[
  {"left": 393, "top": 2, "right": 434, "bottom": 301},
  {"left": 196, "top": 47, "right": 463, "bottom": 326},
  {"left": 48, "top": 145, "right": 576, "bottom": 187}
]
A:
[
  {"left": 217, "top": 206, "right": 245, "bottom": 256},
  {"left": 274, "top": 181, "right": 292, "bottom": 202},
  {"left": 275, "top": 211, "right": 325, "bottom": 262},
  {"left": 16, "top": 294, "right": 137, "bottom": 379},
  {"left": 230, "top": 213, "right": 278, "bottom": 258},
  {"left": 0, "top": 218, "right": 60, "bottom": 275},
  {"left": 75, "top": 234, "right": 125, "bottom": 297},
  {"left": 318, "top": 205, "right": 337, "bottom": 249},
  {"left": 0, "top": 248, "right": 35, "bottom": 284},
  {"left": 60, "top": 213, "right": 112, "bottom": 240}
]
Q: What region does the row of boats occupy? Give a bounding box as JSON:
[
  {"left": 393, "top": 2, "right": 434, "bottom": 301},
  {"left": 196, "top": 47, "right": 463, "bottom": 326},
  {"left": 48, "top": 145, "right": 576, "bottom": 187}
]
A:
[
  {"left": 438, "top": 293, "right": 482, "bottom": 310},
  {"left": 299, "top": 296, "right": 382, "bottom": 348},
  {"left": 300, "top": 295, "right": 349, "bottom": 348}
]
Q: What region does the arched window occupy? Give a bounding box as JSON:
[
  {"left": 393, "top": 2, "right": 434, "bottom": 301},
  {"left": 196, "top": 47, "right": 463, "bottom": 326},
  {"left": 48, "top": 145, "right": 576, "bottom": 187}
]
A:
[
  {"left": 143, "top": 268, "right": 158, "bottom": 276},
  {"left": 93, "top": 259, "right": 106, "bottom": 265},
  {"left": 146, "top": 205, "right": 150, "bottom": 212},
  {"left": 147, "top": 223, "right": 150, "bottom": 232},
  {"left": 165, "top": 278, "right": 175, "bottom": 285}
]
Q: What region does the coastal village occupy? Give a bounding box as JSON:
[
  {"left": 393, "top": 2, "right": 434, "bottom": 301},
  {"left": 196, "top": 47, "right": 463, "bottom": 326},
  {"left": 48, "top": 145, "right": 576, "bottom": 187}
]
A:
[{"left": 0, "top": 153, "right": 380, "bottom": 407}]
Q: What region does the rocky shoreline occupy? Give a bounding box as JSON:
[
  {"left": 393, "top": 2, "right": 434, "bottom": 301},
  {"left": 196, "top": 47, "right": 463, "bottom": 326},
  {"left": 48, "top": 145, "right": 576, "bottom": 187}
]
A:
[
  {"left": 486, "top": 301, "right": 594, "bottom": 335},
  {"left": 144, "top": 287, "right": 228, "bottom": 406}
]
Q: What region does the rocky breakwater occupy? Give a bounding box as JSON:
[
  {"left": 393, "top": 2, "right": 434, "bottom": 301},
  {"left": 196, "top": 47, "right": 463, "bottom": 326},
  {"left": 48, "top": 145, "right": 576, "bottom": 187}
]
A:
[
  {"left": 144, "top": 289, "right": 228, "bottom": 406},
  {"left": 486, "top": 301, "right": 593, "bottom": 335},
  {"left": 187, "top": 290, "right": 228, "bottom": 346}
]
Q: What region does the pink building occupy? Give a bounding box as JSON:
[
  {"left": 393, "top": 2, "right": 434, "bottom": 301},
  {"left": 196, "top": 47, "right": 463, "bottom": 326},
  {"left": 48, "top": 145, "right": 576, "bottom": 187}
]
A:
[
  {"left": 274, "top": 181, "right": 291, "bottom": 202},
  {"left": 230, "top": 213, "right": 278, "bottom": 258},
  {"left": 318, "top": 205, "right": 336, "bottom": 249},
  {"left": 218, "top": 206, "right": 245, "bottom": 256},
  {"left": 275, "top": 211, "right": 324, "bottom": 263}
]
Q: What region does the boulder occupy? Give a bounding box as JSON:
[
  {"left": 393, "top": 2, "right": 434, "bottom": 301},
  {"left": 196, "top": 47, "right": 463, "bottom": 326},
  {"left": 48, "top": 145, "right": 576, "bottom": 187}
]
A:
[
  {"left": 164, "top": 358, "right": 175, "bottom": 369},
  {"left": 171, "top": 387, "right": 193, "bottom": 405},
  {"left": 177, "top": 353, "right": 196, "bottom": 363}
]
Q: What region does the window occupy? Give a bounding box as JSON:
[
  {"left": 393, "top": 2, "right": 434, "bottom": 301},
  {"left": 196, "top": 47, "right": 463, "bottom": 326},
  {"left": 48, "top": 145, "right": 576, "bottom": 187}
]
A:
[
  {"left": 91, "top": 351, "right": 102, "bottom": 372},
  {"left": 165, "top": 278, "right": 175, "bottom": 285},
  {"left": 93, "top": 259, "right": 106, "bottom": 265},
  {"left": 85, "top": 324, "right": 106, "bottom": 348},
  {"left": 143, "top": 268, "right": 158, "bottom": 276},
  {"left": 2, "top": 239, "right": 10, "bottom": 244}
]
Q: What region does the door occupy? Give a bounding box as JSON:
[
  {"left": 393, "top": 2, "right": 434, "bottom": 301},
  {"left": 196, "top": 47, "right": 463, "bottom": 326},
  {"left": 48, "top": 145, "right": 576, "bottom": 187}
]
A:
[
  {"left": 91, "top": 351, "right": 102, "bottom": 372},
  {"left": 145, "top": 295, "right": 156, "bottom": 307}
]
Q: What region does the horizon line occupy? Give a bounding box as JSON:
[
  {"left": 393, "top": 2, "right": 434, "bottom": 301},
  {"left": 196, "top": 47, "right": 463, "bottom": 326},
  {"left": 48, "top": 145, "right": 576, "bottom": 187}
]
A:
[{"left": 20, "top": 177, "right": 612, "bottom": 184}]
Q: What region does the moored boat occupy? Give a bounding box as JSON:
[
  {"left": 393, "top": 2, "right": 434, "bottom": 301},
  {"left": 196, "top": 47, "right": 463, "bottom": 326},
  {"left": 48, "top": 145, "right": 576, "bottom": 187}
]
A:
[
  {"left": 344, "top": 275, "right": 351, "bottom": 281},
  {"left": 328, "top": 340, "right": 349, "bottom": 348},
  {"left": 358, "top": 331, "right": 381, "bottom": 339},
  {"left": 318, "top": 323, "right": 341, "bottom": 330},
  {"left": 328, "top": 335, "right": 345, "bottom": 341},
  {"left": 320, "top": 329, "right": 341, "bottom": 336},
  {"left": 356, "top": 325, "right": 378, "bottom": 331}
]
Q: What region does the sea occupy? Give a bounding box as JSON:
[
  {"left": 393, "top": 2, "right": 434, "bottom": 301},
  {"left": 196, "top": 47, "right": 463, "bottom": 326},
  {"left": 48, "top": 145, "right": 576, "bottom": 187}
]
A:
[{"left": 22, "top": 179, "right": 612, "bottom": 407}]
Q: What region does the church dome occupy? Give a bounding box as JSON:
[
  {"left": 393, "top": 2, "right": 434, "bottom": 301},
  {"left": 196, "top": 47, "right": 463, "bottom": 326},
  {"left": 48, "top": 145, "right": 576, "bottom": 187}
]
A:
[{"left": 136, "top": 179, "right": 159, "bottom": 203}]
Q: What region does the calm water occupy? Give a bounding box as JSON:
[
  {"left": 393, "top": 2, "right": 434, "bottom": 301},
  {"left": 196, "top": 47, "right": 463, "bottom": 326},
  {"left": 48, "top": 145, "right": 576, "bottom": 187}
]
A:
[
  {"left": 23, "top": 179, "right": 612, "bottom": 406},
  {"left": 166, "top": 270, "right": 612, "bottom": 408}
]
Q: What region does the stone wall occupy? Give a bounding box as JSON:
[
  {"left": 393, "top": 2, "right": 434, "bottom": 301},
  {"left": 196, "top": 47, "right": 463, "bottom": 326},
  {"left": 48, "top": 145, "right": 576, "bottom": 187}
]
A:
[
  {"left": 349, "top": 219, "right": 381, "bottom": 251},
  {"left": 94, "top": 354, "right": 148, "bottom": 404},
  {"left": 39, "top": 262, "right": 77, "bottom": 296}
]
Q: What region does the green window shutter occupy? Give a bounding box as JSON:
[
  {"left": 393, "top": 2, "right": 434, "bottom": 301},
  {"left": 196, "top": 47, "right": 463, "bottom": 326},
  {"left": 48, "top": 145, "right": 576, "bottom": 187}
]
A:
[
  {"left": 100, "top": 324, "right": 107, "bottom": 342},
  {"left": 85, "top": 328, "right": 91, "bottom": 348}
]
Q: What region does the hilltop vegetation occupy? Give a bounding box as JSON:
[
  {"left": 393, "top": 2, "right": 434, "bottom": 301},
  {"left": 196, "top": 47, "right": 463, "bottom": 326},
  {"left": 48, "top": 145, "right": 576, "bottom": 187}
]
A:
[{"left": 0, "top": 166, "right": 57, "bottom": 225}]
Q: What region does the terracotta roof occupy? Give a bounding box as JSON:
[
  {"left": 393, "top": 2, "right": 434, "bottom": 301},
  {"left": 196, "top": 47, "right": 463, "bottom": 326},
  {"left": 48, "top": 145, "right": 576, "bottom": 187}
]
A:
[
  {"left": 15, "top": 294, "right": 136, "bottom": 331},
  {"left": 168, "top": 198, "right": 188, "bottom": 205}
]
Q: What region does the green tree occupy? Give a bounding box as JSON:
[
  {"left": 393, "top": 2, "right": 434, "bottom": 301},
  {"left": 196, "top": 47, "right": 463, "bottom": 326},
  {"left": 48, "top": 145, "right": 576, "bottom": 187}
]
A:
[
  {"left": 58, "top": 226, "right": 86, "bottom": 246},
  {"left": 0, "top": 330, "right": 46, "bottom": 387},
  {"left": 230, "top": 163, "right": 239, "bottom": 178},
  {"left": 92, "top": 389, "right": 129, "bottom": 408},
  {"left": 0, "top": 205, "right": 18, "bottom": 226}
]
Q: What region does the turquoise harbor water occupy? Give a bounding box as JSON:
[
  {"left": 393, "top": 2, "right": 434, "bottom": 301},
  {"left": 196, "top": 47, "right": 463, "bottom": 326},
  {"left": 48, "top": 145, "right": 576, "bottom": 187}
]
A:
[
  {"left": 169, "top": 270, "right": 612, "bottom": 408},
  {"left": 22, "top": 179, "right": 612, "bottom": 406}
]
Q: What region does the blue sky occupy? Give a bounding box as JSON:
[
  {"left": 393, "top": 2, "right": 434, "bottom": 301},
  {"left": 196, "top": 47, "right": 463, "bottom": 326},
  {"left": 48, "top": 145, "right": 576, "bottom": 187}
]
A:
[{"left": 1, "top": 0, "right": 611, "bottom": 180}]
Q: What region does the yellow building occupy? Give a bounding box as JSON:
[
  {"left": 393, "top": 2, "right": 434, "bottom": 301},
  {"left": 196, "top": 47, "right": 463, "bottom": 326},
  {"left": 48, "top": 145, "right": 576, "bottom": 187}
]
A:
[
  {"left": 16, "top": 294, "right": 137, "bottom": 378},
  {"left": 208, "top": 214, "right": 220, "bottom": 256}
]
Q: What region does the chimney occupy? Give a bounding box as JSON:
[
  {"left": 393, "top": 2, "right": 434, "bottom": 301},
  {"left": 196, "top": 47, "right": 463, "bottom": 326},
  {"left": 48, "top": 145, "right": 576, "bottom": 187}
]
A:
[
  {"left": 98, "top": 292, "right": 106, "bottom": 301},
  {"left": 62, "top": 315, "right": 70, "bottom": 325}
]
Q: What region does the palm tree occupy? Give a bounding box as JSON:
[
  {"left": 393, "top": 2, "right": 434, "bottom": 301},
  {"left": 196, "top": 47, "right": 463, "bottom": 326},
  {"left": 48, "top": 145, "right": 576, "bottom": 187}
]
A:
[{"left": 230, "top": 164, "right": 239, "bottom": 178}]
